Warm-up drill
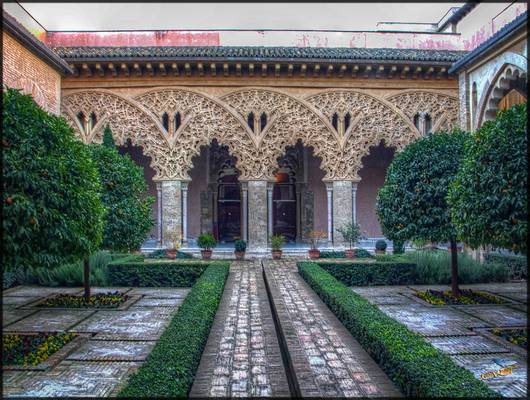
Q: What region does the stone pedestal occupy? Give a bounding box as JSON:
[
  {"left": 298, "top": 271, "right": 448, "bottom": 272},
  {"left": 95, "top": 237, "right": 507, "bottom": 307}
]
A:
[
  {"left": 247, "top": 180, "right": 268, "bottom": 252},
  {"left": 332, "top": 180, "right": 353, "bottom": 246},
  {"left": 161, "top": 180, "right": 182, "bottom": 247}
]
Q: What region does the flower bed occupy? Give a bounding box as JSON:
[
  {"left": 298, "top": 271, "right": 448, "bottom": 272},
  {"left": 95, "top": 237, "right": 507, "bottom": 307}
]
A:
[
  {"left": 3, "top": 332, "right": 77, "bottom": 366},
  {"left": 297, "top": 261, "right": 497, "bottom": 397},
  {"left": 414, "top": 289, "right": 507, "bottom": 305},
  {"left": 40, "top": 292, "right": 128, "bottom": 308},
  {"left": 118, "top": 261, "right": 229, "bottom": 397},
  {"left": 491, "top": 328, "right": 527, "bottom": 349}
]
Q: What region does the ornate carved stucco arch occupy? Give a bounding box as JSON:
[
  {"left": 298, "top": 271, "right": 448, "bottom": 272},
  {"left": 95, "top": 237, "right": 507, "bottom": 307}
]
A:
[
  {"left": 386, "top": 89, "right": 459, "bottom": 133},
  {"left": 476, "top": 62, "right": 527, "bottom": 128},
  {"left": 133, "top": 87, "right": 259, "bottom": 180},
  {"left": 61, "top": 89, "right": 176, "bottom": 180},
  {"left": 306, "top": 89, "right": 419, "bottom": 180},
  {"left": 221, "top": 88, "right": 340, "bottom": 180}
]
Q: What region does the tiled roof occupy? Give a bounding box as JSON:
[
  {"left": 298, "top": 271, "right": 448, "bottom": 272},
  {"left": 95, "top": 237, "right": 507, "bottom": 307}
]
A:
[
  {"left": 3, "top": 12, "right": 72, "bottom": 75},
  {"left": 53, "top": 46, "right": 467, "bottom": 64},
  {"left": 449, "top": 11, "right": 527, "bottom": 73}
]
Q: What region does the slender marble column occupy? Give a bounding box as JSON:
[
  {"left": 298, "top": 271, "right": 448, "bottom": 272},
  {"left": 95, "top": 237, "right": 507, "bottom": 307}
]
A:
[
  {"left": 352, "top": 183, "right": 358, "bottom": 225},
  {"left": 161, "top": 180, "right": 182, "bottom": 247},
  {"left": 332, "top": 180, "right": 353, "bottom": 246},
  {"left": 326, "top": 182, "right": 333, "bottom": 243},
  {"left": 241, "top": 182, "right": 248, "bottom": 242},
  {"left": 247, "top": 180, "right": 268, "bottom": 252},
  {"left": 267, "top": 183, "right": 274, "bottom": 239},
  {"left": 181, "top": 181, "right": 189, "bottom": 243},
  {"left": 156, "top": 181, "right": 162, "bottom": 246}
]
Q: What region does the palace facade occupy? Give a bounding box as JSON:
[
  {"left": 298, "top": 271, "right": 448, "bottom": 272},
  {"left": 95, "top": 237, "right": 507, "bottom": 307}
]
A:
[{"left": 2, "top": 3, "right": 527, "bottom": 252}]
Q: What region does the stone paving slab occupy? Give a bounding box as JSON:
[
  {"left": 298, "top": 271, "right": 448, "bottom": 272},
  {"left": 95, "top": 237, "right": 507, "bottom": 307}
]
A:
[
  {"left": 2, "top": 296, "right": 41, "bottom": 308},
  {"left": 451, "top": 354, "right": 527, "bottom": 398},
  {"left": 127, "top": 287, "right": 190, "bottom": 298},
  {"left": 3, "top": 286, "right": 83, "bottom": 297},
  {"left": 129, "top": 296, "right": 186, "bottom": 308},
  {"left": 494, "top": 292, "right": 528, "bottom": 303},
  {"left": 363, "top": 294, "right": 415, "bottom": 305},
  {"left": 456, "top": 305, "right": 527, "bottom": 328},
  {"left": 2, "top": 361, "right": 141, "bottom": 397},
  {"left": 66, "top": 340, "right": 155, "bottom": 361},
  {"left": 190, "top": 261, "right": 290, "bottom": 398},
  {"left": 2, "top": 309, "right": 39, "bottom": 327},
  {"left": 70, "top": 309, "right": 173, "bottom": 339},
  {"left": 425, "top": 335, "right": 510, "bottom": 355},
  {"left": 4, "top": 309, "right": 95, "bottom": 332},
  {"left": 264, "top": 260, "right": 401, "bottom": 398}
]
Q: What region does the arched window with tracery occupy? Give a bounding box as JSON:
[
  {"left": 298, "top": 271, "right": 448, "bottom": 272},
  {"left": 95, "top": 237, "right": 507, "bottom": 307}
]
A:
[
  {"left": 260, "top": 112, "right": 267, "bottom": 131},
  {"left": 162, "top": 112, "right": 169, "bottom": 132},
  {"left": 344, "top": 112, "right": 351, "bottom": 132},
  {"left": 331, "top": 112, "right": 339, "bottom": 131},
  {"left": 247, "top": 112, "right": 255, "bottom": 132},
  {"left": 175, "top": 112, "right": 181, "bottom": 131}
]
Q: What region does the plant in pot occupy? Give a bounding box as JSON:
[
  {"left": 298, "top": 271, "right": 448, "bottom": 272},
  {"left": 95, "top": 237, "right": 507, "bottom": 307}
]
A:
[
  {"left": 336, "top": 222, "right": 365, "bottom": 259},
  {"left": 307, "top": 230, "right": 326, "bottom": 259},
  {"left": 375, "top": 239, "right": 387, "bottom": 255},
  {"left": 197, "top": 232, "right": 217, "bottom": 260},
  {"left": 234, "top": 239, "right": 247, "bottom": 260},
  {"left": 165, "top": 230, "right": 181, "bottom": 259},
  {"left": 269, "top": 235, "right": 285, "bottom": 259}
]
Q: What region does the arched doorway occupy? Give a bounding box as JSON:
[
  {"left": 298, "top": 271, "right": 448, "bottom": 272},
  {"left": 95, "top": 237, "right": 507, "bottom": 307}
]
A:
[
  {"left": 217, "top": 163, "right": 241, "bottom": 242},
  {"left": 273, "top": 169, "right": 297, "bottom": 241}
]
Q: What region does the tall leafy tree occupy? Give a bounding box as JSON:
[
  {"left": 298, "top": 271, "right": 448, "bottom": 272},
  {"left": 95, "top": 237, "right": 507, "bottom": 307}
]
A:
[
  {"left": 448, "top": 103, "right": 527, "bottom": 254},
  {"left": 90, "top": 126, "right": 154, "bottom": 252},
  {"left": 2, "top": 88, "right": 105, "bottom": 298},
  {"left": 376, "top": 130, "right": 467, "bottom": 296}
]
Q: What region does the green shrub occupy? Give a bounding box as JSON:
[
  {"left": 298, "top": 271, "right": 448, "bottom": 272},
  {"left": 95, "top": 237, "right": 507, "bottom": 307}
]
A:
[
  {"left": 197, "top": 233, "right": 217, "bottom": 250},
  {"left": 269, "top": 234, "right": 285, "bottom": 250},
  {"left": 393, "top": 240, "right": 405, "bottom": 254},
  {"left": 107, "top": 260, "right": 209, "bottom": 287},
  {"left": 20, "top": 251, "right": 112, "bottom": 287},
  {"left": 375, "top": 239, "right": 387, "bottom": 251},
  {"left": 234, "top": 239, "right": 247, "bottom": 252},
  {"left": 118, "top": 262, "right": 229, "bottom": 397},
  {"left": 147, "top": 249, "right": 193, "bottom": 259},
  {"left": 484, "top": 252, "right": 527, "bottom": 280},
  {"left": 298, "top": 262, "right": 497, "bottom": 397},
  {"left": 317, "top": 261, "right": 417, "bottom": 286},
  {"left": 319, "top": 249, "right": 373, "bottom": 259}
]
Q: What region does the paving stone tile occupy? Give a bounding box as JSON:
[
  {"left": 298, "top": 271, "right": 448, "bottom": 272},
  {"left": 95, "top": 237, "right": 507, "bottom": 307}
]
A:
[
  {"left": 457, "top": 306, "right": 527, "bottom": 328},
  {"left": 426, "top": 335, "right": 510, "bottom": 355},
  {"left": 66, "top": 340, "right": 155, "bottom": 361},
  {"left": 2, "top": 361, "right": 141, "bottom": 397},
  {"left": 450, "top": 354, "right": 527, "bottom": 397},
  {"left": 127, "top": 287, "right": 190, "bottom": 298},
  {"left": 129, "top": 297, "right": 184, "bottom": 307},
  {"left": 4, "top": 309, "right": 94, "bottom": 332},
  {"left": 2, "top": 296, "right": 41, "bottom": 308},
  {"left": 2, "top": 309, "right": 38, "bottom": 327},
  {"left": 3, "top": 286, "right": 83, "bottom": 297}
]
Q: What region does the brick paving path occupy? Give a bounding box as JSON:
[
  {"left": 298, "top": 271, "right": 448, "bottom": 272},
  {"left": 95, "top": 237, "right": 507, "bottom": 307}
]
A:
[
  {"left": 264, "top": 260, "right": 401, "bottom": 398},
  {"left": 352, "top": 282, "right": 527, "bottom": 397},
  {"left": 2, "top": 286, "right": 190, "bottom": 397},
  {"left": 190, "top": 261, "right": 290, "bottom": 398}
]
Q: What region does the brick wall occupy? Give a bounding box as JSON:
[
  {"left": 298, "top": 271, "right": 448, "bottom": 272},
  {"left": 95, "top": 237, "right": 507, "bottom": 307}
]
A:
[{"left": 2, "top": 31, "right": 61, "bottom": 114}]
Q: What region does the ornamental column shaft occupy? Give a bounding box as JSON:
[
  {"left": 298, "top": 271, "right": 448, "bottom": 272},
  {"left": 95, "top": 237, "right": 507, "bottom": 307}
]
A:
[
  {"left": 326, "top": 183, "right": 333, "bottom": 243},
  {"left": 181, "top": 182, "right": 189, "bottom": 244},
  {"left": 156, "top": 182, "right": 162, "bottom": 246},
  {"left": 332, "top": 180, "right": 353, "bottom": 246},
  {"left": 241, "top": 183, "right": 248, "bottom": 242},
  {"left": 267, "top": 183, "right": 274, "bottom": 238},
  {"left": 160, "top": 180, "right": 182, "bottom": 246},
  {"left": 352, "top": 183, "right": 358, "bottom": 225},
  {"left": 246, "top": 180, "right": 268, "bottom": 252}
]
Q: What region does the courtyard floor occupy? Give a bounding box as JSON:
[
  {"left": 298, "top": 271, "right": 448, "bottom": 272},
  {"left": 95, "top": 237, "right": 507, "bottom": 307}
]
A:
[
  {"left": 351, "top": 282, "right": 528, "bottom": 397},
  {"left": 1, "top": 265, "right": 527, "bottom": 398}
]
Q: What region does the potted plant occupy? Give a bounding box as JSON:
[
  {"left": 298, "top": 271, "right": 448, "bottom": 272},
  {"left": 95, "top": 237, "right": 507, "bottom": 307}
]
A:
[
  {"left": 336, "top": 222, "right": 364, "bottom": 259},
  {"left": 234, "top": 239, "right": 247, "bottom": 260},
  {"left": 197, "top": 232, "right": 217, "bottom": 260},
  {"left": 165, "top": 230, "right": 181, "bottom": 259},
  {"left": 307, "top": 230, "right": 326, "bottom": 259},
  {"left": 269, "top": 234, "right": 285, "bottom": 259},
  {"left": 375, "top": 239, "right": 387, "bottom": 255}
]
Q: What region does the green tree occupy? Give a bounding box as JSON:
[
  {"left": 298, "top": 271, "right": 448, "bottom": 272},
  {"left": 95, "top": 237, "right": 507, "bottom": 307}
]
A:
[
  {"left": 376, "top": 130, "right": 467, "bottom": 295},
  {"left": 2, "top": 88, "right": 105, "bottom": 299},
  {"left": 90, "top": 126, "right": 154, "bottom": 252},
  {"left": 448, "top": 103, "right": 527, "bottom": 254}
]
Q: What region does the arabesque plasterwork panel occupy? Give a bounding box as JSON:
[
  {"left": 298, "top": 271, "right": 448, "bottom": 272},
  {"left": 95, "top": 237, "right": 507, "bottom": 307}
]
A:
[{"left": 61, "top": 86, "right": 459, "bottom": 181}]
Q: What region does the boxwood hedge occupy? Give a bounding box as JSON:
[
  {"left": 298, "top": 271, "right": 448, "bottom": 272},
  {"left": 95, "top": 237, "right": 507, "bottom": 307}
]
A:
[
  {"left": 317, "top": 261, "right": 417, "bottom": 286},
  {"left": 107, "top": 260, "right": 209, "bottom": 287},
  {"left": 298, "top": 262, "right": 497, "bottom": 398},
  {"left": 118, "top": 261, "right": 229, "bottom": 397}
]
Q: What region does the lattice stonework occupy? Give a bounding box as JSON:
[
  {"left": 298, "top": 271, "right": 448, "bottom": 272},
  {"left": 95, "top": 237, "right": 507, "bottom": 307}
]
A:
[{"left": 61, "top": 87, "right": 459, "bottom": 181}]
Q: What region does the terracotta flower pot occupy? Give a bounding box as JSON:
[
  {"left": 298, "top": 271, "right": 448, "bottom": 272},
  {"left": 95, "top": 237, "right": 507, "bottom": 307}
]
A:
[
  {"left": 375, "top": 249, "right": 386, "bottom": 255},
  {"left": 234, "top": 250, "right": 245, "bottom": 260},
  {"left": 308, "top": 249, "right": 320, "bottom": 259},
  {"left": 201, "top": 249, "right": 213, "bottom": 260},
  {"left": 272, "top": 250, "right": 282, "bottom": 260},
  {"left": 165, "top": 249, "right": 177, "bottom": 259},
  {"left": 344, "top": 249, "right": 355, "bottom": 259}
]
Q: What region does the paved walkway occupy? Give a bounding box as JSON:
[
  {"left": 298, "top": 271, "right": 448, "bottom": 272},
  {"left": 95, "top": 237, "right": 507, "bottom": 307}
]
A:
[
  {"left": 2, "top": 286, "right": 190, "bottom": 397},
  {"left": 264, "top": 259, "right": 401, "bottom": 397},
  {"left": 190, "top": 260, "right": 290, "bottom": 398},
  {"left": 352, "top": 282, "right": 527, "bottom": 397}
]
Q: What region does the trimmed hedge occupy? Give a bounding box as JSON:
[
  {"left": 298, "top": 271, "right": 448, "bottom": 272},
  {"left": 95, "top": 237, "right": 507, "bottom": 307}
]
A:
[
  {"left": 107, "top": 260, "right": 209, "bottom": 287},
  {"left": 298, "top": 262, "right": 497, "bottom": 397},
  {"left": 110, "top": 253, "right": 145, "bottom": 262},
  {"left": 147, "top": 249, "right": 193, "bottom": 259},
  {"left": 319, "top": 248, "right": 373, "bottom": 259},
  {"left": 485, "top": 253, "right": 527, "bottom": 280},
  {"left": 118, "top": 261, "right": 229, "bottom": 397},
  {"left": 318, "top": 261, "right": 417, "bottom": 286}
]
